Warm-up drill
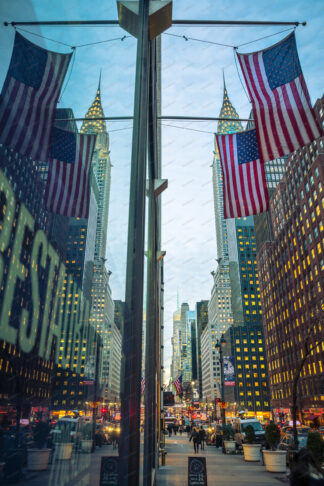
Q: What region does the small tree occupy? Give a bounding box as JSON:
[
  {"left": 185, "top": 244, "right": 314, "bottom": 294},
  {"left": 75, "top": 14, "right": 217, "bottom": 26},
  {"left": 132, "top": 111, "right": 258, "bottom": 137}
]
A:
[
  {"left": 265, "top": 423, "right": 280, "bottom": 451},
  {"left": 307, "top": 432, "right": 324, "bottom": 464},
  {"left": 223, "top": 424, "right": 234, "bottom": 441},
  {"left": 245, "top": 425, "right": 256, "bottom": 444}
]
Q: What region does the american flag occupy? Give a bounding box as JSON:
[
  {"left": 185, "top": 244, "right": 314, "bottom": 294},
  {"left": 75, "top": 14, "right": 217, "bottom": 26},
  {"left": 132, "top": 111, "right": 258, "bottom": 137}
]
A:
[
  {"left": 216, "top": 129, "right": 269, "bottom": 219},
  {"left": 0, "top": 32, "right": 71, "bottom": 161},
  {"left": 45, "top": 127, "right": 96, "bottom": 218},
  {"left": 237, "top": 32, "right": 321, "bottom": 163},
  {"left": 141, "top": 377, "right": 145, "bottom": 395},
  {"left": 173, "top": 374, "right": 183, "bottom": 397}
]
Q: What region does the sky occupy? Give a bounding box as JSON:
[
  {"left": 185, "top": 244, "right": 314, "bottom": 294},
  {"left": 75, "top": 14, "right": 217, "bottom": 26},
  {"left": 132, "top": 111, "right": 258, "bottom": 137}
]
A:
[{"left": 1, "top": 0, "right": 324, "bottom": 384}]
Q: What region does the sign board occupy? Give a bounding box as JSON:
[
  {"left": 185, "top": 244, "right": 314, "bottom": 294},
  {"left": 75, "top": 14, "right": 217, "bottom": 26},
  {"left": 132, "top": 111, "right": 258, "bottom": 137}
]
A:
[
  {"left": 188, "top": 456, "right": 207, "bottom": 486},
  {"left": 163, "top": 391, "right": 175, "bottom": 406},
  {"left": 100, "top": 456, "right": 119, "bottom": 486},
  {"left": 224, "top": 356, "right": 235, "bottom": 386}
]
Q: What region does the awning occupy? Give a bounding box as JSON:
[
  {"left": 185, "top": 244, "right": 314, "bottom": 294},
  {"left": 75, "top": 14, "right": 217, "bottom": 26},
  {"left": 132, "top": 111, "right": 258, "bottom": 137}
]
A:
[{"left": 304, "top": 414, "right": 320, "bottom": 421}]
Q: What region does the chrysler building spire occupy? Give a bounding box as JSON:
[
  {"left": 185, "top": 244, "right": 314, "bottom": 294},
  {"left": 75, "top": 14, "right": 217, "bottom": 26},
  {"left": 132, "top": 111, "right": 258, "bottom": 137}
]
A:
[{"left": 80, "top": 73, "right": 107, "bottom": 134}]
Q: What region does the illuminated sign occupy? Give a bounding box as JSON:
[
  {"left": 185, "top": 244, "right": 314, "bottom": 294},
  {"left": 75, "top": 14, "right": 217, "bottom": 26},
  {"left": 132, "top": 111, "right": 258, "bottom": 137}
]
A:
[
  {"left": 0, "top": 169, "right": 94, "bottom": 372},
  {"left": 224, "top": 356, "right": 235, "bottom": 386}
]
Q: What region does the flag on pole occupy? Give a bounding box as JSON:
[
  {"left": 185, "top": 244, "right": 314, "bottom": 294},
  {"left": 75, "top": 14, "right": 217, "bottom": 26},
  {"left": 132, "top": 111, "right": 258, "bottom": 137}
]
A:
[
  {"left": 45, "top": 127, "right": 96, "bottom": 218},
  {"left": 141, "top": 377, "right": 146, "bottom": 395},
  {"left": 216, "top": 129, "right": 269, "bottom": 219},
  {"left": 173, "top": 374, "right": 183, "bottom": 397},
  {"left": 237, "top": 32, "right": 321, "bottom": 163},
  {"left": 0, "top": 32, "right": 71, "bottom": 161}
]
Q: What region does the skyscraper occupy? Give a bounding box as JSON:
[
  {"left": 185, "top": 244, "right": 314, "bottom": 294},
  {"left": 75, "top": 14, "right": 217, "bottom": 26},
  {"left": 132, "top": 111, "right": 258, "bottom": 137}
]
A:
[
  {"left": 81, "top": 78, "right": 121, "bottom": 402},
  {"left": 207, "top": 81, "right": 271, "bottom": 415},
  {"left": 171, "top": 303, "right": 192, "bottom": 383},
  {"left": 196, "top": 300, "right": 209, "bottom": 398},
  {"left": 258, "top": 95, "right": 324, "bottom": 418},
  {"left": 209, "top": 80, "right": 241, "bottom": 342}
]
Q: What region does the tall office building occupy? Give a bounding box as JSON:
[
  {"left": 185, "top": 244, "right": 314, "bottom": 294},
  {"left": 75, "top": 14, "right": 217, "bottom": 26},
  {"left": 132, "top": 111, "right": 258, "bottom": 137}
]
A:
[
  {"left": 81, "top": 79, "right": 121, "bottom": 401},
  {"left": 258, "top": 95, "right": 324, "bottom": 418},
  {"left": 201, "top": 320, "right": 220, "bottom": 403},
  {"left": 206, "top": 82, "right": 271, "bottom": 415},
  {"left": 196, "top": 300, "right": 209, "bottom": 398},
  {"left": 170, "top": 303, "right": 192, "bottom": 383},
  {"left": 0, "top": 146, "right": 54, "bottom": 407}
]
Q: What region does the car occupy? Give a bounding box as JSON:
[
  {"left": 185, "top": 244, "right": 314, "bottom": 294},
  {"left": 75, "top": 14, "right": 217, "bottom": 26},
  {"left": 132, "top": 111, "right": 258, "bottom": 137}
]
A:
[
  {"left": 278, "top": 432, "right": 309, "bottom": 451},
  {"left": 278, "top": 433, "right": 310, "bottom": 465},
  {"left": 280, "top": 425, "right": 310, "bottom": 437},
  {"left": 51, "top": 417, "right": 86, "bottom": 444},
  {"left": 232, "top": 417, "right": 266, "bottom": 446}
]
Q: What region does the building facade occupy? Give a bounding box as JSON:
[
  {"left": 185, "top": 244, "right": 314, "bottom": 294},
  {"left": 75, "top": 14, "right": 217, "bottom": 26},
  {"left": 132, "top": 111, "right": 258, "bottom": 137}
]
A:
[
  {"left": 258, "top": 95, "right": 324, "bottom": 418},
  {"left": 224, "top": 325, "right": 270, "bottom": 418},
  {"left": 201, "top": 320, "right": 220, "bottom": 403},
  {"left": 170, "top": 303, "right": 192, "bottom": 383},
  {"left": 196, "top": 300, "right": 209, "bottom": 398}
]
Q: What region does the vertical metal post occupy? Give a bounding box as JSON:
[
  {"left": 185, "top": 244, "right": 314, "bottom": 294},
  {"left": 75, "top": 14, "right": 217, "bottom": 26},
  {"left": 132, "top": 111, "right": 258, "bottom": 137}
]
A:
[
  {"left": 144, "top": 33, "right": 161, "bottom": 486},
  {"left": 119, "top": 1, "right": 150, "bottom": 484}
]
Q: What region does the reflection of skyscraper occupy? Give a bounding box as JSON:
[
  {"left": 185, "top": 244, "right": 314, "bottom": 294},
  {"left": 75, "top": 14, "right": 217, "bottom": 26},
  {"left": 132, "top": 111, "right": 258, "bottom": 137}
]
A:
[{"left": 81, "top": 78, "right": 121, "bottom": 401}]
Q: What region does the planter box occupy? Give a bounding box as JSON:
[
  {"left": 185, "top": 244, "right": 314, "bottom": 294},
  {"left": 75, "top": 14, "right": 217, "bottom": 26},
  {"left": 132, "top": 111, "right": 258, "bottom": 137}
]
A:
[
  {"left": 55, "top": 443, "right": 73, "bottom": 460},
  {"left": 27, "top": 449, "right": 51, "bottom": 471},
  {"left": 224, "top": 440, "right": 236, "bottom": 454},
  {"left": 81, "top": 439, "right": 93, "bottom": 453},
  {"left": 243, "top": 444, "right": 261, "bottom": 462},
  {"left": 263, "top": 450, "right": 287, "bottom": 472}
]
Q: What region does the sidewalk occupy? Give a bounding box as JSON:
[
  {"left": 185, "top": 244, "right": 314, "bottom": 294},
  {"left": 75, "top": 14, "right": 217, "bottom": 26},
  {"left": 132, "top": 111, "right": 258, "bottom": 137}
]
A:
[
  {"left": 24, "top": 444, "right": 118, "bottom": 486},
  {"left": 157, "top": 435, "right": 288, "bottom": 486}
]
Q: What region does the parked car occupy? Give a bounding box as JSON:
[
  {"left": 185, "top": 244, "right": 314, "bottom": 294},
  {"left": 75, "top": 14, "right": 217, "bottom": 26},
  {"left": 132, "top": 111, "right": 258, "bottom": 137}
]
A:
[
  {"left": 280, "top": 425, "right": 310, "bottom": 437},
  {"left": 51, "top": 417, "right": 86, "bottom": 445},
  {"left": 232, "top": 417, "right": 266, "bottom": 446},
  {"left": 278, "top": 432, "right": 309, "bottom": 452}
]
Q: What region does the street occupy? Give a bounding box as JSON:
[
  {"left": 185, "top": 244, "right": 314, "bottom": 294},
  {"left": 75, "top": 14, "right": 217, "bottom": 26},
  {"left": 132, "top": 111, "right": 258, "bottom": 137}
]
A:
[{"left": 157, "top": 434, "right": 288, "bottom": 485}]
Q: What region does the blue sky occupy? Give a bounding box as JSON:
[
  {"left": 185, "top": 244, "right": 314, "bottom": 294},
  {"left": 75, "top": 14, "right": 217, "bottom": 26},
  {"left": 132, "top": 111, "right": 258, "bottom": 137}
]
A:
[{"left": 1, "top": 0, "right": 324, "bottom": 382}]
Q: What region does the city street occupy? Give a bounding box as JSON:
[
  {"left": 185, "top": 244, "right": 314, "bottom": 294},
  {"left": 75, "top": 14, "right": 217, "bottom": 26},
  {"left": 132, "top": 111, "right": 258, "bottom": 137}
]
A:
[{"left": 157, "top": 435, "right": 288, "bottom": 486}]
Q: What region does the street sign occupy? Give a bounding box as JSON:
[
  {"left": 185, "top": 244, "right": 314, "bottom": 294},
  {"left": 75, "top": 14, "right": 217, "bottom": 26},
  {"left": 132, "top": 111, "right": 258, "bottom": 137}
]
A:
[
  {"left": 100, "top": 457, "right": 119, "bottom": 486},
  {"left": 188, "top": 456, "right": 207, "bottom": 486}
]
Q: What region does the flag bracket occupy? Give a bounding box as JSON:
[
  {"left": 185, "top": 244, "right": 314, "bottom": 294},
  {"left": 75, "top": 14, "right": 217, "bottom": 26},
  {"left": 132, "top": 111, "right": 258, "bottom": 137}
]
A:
[{"left": 146, "top": 179, "right": 168, "bottom": 198}]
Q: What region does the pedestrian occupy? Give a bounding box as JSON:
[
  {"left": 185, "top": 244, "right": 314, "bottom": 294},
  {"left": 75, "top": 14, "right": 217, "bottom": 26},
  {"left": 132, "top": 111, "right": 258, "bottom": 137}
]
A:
[
  {"left": 111, "top": 428, "right": 118, "bottom": 449},
  {"left": 186, "top": 424, "right": 190, "bottom": 437},
  {"left": 290, "top": 448, "right": 324, "bottom": 486},
  {"left": 167, "top": 424, "right": 172, "bottom": 437},
  {"left": 189, "top": 427, "right": 199, "bottom": 454},
  {"left": 199, "top": 426, "right": 206, "bottom": 451}
]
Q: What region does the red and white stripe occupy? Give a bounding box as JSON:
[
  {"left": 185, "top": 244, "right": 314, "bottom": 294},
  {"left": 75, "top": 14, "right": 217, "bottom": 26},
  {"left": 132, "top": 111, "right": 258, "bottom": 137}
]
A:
[
  {"left": 237, "top": 46, "right": 321, "bottom": 163},
  {"left": 0, "top": 39, "right": 71, "bottom": 162},
  {"left": 45, "top": 133, "right": 96, "bottom": 218},
  {"left": 141, "top": 377, "right": 146, "bottom": 395},
  {"left": 216, "top": 133, "right": 268, "bottom": 219}
]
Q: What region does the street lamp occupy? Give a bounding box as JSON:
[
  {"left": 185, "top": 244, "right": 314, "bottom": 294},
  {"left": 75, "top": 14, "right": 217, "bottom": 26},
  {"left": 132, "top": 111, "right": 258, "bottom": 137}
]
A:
[{"left": 215, "top": 334, "right": 226, "bottom": 448}]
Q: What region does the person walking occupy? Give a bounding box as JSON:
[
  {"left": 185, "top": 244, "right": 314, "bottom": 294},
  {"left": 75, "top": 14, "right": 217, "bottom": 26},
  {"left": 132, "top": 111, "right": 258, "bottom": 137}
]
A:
[
  {"left": 186, "top": 424, "right": 191, "bottom": 437},
  {"left": 189, "top": 428, "right": 199, "bottom": 454},
  {"left": 199, "top": 426, "right": 206, "bottom": 451}
]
